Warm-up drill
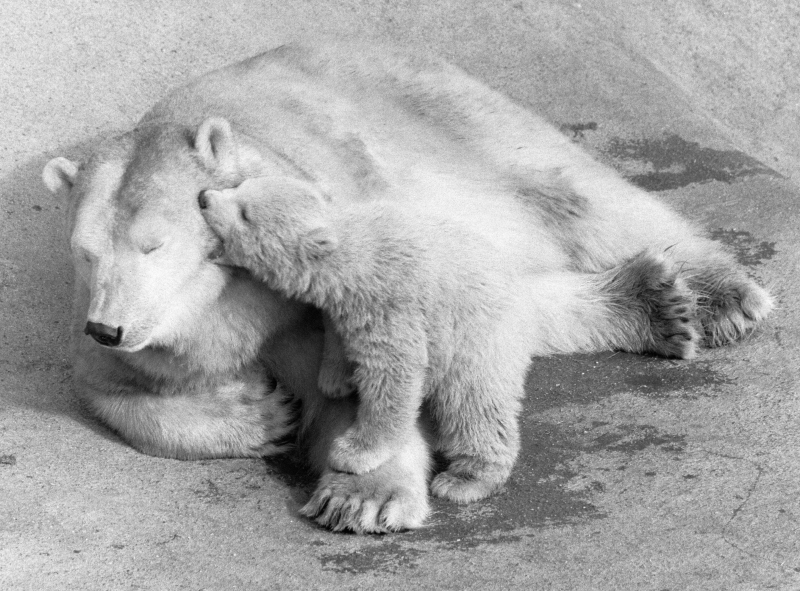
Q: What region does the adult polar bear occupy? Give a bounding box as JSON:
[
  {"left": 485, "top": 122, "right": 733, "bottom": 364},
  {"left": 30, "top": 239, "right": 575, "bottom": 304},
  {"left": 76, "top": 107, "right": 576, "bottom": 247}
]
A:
[{"left": 43, "top": 43, "right": 772, "bottom": 533}]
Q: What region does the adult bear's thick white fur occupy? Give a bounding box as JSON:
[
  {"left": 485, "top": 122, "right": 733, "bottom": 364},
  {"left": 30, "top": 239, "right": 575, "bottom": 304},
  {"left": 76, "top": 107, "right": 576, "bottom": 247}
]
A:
[{"left": 43, "top": 42, "right": 772, "bottom": 533}]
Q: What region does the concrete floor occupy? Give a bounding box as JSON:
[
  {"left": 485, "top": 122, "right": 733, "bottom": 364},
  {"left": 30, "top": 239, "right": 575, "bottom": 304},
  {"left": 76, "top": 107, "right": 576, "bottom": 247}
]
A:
[{"left": 2, "top": 1, "right": 799, "bottom": 590}]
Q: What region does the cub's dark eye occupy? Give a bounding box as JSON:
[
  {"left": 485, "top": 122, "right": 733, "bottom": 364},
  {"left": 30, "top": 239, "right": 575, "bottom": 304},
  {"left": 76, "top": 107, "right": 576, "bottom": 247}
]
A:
[{"left": 240, "top": 206, "right": 250, "bottom": 223}]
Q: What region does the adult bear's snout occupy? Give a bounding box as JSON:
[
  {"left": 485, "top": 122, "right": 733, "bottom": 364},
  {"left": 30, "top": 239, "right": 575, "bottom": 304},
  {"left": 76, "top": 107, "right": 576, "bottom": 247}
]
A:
[{"left": 84, "top": 322, "right": 123, "bottom": 347}]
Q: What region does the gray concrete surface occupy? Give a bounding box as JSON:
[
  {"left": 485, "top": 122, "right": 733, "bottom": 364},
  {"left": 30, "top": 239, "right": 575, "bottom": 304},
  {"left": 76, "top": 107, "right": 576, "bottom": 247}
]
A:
[{"left": 2, "top": 1, "right": 799, "bottom": 590}]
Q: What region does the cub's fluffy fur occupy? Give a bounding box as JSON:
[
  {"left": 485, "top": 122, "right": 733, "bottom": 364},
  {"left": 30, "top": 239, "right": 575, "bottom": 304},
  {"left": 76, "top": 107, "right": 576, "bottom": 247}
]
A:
[{"left": 201, "top": 176, "right": 702, "bottom": 501}]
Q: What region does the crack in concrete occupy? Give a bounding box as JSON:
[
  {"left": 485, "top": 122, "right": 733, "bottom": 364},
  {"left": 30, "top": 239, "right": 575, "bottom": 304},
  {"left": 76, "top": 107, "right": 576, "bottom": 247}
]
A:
[
  {"left": 701, "top": 449, "right": 796, "bottom": 574},
  {"left": 725, "top": 463, "right": 764, "bottom": 527}
]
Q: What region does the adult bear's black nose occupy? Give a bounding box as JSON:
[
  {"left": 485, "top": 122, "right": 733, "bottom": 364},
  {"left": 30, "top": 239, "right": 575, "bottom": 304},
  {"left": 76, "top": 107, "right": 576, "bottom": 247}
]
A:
[
  {"left": 84, "top": 322, "right": 123, "bottom": 347},
  {"left": 198, "top": 190, "right": 209, "bottom": 209}
]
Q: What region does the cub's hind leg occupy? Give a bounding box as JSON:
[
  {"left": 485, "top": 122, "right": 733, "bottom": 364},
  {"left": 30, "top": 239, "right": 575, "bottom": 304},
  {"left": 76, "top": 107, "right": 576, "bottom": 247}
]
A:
[
  {"left": 509, "top": 257, "right": 702, "bottom": 361},
  {"left": 428, "top": 346, "right": 526, "bottom": 504},
  {"left": 428, "top": 255, "right": 706, "bottom": 504}
]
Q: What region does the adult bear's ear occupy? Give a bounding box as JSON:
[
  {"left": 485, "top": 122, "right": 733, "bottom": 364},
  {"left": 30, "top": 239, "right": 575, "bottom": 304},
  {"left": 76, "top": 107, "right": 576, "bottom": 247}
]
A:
[
  {"left": 42, "top": 157, "right": 79, "bottom": 194},
  {"left": 195, "top": 117, "right": 238, "bottom": 176}
]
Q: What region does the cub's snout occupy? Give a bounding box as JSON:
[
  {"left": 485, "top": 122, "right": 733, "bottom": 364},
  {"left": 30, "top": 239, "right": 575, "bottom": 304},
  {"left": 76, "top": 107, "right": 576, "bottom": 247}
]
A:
[{"left": 198, "top": 188, "right": 242, "bottom": 237}]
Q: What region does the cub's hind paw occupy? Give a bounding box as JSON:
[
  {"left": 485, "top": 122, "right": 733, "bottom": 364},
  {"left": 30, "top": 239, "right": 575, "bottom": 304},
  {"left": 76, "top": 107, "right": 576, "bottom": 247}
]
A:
[
  {"left": 605, "top": 251, "right": 701, "bottom": 359},
  {"left": 430, "top": 459, "right": 510, "bottom": 504},
  {"left": 646, "top": 275, "right": 701, "bottom": 359}
]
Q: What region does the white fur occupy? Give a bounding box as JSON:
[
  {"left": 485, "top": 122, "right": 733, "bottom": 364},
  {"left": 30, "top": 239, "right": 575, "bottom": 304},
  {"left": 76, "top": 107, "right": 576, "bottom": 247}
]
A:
[{"left": 43, "top": 42, "right": 772, "bottom": 532}]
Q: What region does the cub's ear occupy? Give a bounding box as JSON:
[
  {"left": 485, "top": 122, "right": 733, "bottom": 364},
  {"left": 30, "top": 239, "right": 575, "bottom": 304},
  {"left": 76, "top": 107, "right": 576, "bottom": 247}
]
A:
[
  {"left": 42, "top": 157, "right": 79, "bottom": 194},
  {"left": 301, "top": 225, "right": 339, "bottom": 260},
  {"left": 195, "top": 117, "right": 238, "bottom": 176}
]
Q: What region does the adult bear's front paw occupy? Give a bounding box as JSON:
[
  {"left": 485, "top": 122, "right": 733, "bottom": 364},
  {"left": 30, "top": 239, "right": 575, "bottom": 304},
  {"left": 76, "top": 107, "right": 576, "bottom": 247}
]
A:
[
  {"left": 300, "top": 465, "right": 429, "bottom": 534},
  {"left": 250, "top": 382, "right": 300, "bottom": 457},
  {"left": 301, "top": 425, "right": 432, "bottom": 533},
  {"left": 327, "top": 429, "right": 393, "bottom": 474}
]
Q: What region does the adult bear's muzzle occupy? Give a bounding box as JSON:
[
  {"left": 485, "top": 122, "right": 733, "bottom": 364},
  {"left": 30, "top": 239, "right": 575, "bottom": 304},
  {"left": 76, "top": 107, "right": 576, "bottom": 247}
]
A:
[
  {"left": 84, "top": 322, "right": 123, "bottom": 347},
  {"left": 198, "top": 189, "right": 210, "bottom": 210}
]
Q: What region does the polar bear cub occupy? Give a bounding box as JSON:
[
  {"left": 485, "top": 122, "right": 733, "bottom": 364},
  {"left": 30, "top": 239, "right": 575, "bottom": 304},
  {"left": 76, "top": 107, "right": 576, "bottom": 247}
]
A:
[{"left": 200, "top": 175, "right": 702, "bottom": 502}]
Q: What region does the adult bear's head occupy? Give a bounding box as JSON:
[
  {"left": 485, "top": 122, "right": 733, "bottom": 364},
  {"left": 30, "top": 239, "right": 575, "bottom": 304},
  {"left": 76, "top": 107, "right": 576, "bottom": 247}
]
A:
[{"left": 43, "top": 117, "right": 277, "bottom": 354}]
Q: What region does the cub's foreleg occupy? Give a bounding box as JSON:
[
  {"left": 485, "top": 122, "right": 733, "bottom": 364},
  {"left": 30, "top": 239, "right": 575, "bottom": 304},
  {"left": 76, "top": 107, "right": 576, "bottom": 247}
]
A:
[
  {"left": 267, "top": 320, "right": 432, "bottom": 533},
  {"left": 327, "top": 317, "right": 429, "bottom": 475},
  {"left": 429, "top": 349, "right": 525, "bottom": 504}
]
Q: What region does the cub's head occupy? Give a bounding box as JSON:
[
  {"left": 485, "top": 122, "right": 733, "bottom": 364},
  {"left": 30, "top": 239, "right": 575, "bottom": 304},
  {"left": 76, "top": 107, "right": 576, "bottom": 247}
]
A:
[
  {"left": 199, "top": 176, "right": 337, "bottom": 273},
  {"left": 42, "top": 117, "right": 277, "bottom": 353}
]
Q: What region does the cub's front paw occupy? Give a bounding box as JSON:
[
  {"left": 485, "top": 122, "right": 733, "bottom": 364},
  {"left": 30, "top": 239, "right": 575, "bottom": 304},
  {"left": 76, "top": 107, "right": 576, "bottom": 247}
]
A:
[{"left": 327, "top": 430, "right": 392, "bottom": 474}]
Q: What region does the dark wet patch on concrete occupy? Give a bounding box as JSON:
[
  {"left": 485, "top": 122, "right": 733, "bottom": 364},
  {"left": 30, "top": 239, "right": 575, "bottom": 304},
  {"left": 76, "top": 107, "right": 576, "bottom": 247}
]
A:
[
  {"left": 315, "top": 417, "right": 603, "bottom": 573},
  {"left": 526, "top": 352, "right": 730, "bottom": 410},
  {"left": 603, "top": 134, "right": 781, "bottom": 191},
  {"left": 586, "top": 423, "right": 685, "bottom": 454},
  {"left": 272, "top": 352, "right": 727, "bottom": 572},
  {"left": 710, "top": 228, "right": 777, "bottom": 267},
  {"left": 420, "top": 417, "right": 605, "bottom": 544}
]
